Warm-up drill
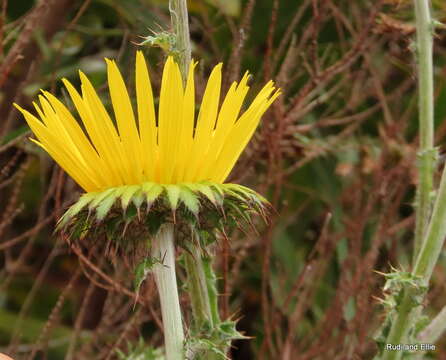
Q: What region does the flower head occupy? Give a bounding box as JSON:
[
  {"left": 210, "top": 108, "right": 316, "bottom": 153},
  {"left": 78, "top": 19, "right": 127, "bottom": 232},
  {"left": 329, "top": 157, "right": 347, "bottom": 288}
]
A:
[{"left": 15, "top": 52, "right": 279, "bottom": 193}]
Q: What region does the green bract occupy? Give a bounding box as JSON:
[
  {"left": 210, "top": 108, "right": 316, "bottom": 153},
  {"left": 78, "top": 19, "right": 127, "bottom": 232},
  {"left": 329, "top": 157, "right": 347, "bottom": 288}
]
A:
[{"left": 58, "top": 181, "right": 268, "bottom": 240}]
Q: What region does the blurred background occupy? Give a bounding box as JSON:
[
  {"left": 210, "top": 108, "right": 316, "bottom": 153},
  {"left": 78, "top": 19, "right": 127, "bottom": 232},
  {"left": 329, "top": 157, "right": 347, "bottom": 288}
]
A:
[{"left": 1, "top": 0, "right": 446, "bottom": 359}]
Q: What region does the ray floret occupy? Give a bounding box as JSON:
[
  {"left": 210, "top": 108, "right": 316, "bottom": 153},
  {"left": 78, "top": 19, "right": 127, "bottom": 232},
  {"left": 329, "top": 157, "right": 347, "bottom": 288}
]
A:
[{"left": 15, "top": 52, "right": 280, "bottom": 194}]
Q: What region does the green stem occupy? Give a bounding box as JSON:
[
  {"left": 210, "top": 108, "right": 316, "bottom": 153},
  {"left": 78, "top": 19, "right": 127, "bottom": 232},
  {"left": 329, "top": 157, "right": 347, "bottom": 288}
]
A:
[
  {"left": 168, "top": 0, "right": 228, "bottom": 356},
  {"left": 381, "top": 289, "right": 420, "bottom": 360},
  {"left": 413, "top": 0, "right": 435, "bottom": 266},
  {"left": 382, "top": 1, "right": 437, "bottom": 358},
  {"left": 202, "top": 255, "right": 221, "bottom": 326},
  {"left": 419, "top": 304, "right": 446, "bottom": 343},
  {"left": 152, "top": 224, "right": 185, "bottom": 360},
  {"left": 184, "top": 235, "right": 213, "bottom": 329},
  {"left": 169, "top": 0, "right": 192, "bottom": 83},
  {"left": 382, "top": 158, "right": 446, "bottom": 359},
  {"left": 413, "top": 163, "right": 446, "bottom": 282},
  {"left": 184, "top": 230, "right": 224, "bottom": 359}
]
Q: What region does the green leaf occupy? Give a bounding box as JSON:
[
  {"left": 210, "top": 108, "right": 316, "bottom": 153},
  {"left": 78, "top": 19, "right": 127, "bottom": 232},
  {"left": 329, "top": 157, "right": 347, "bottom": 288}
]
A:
[
  {"left": 146, "top": 214, "right": 164, "bottom": 236},
  {"left": 134, "top": 258, "right": 155, "bottom": 293},
  {"left": 96, "top": 190, "right": 118, "bottom": 220},
  {"left": 179, "top": 186, "right": 200, "bottom": 215},
  {"left": 185, "top": 183, "right": 217, "bottom": 205},
  {"left": 132, "top": 189, "right": 145, "bottom": 208},
  {"left": 143, "top": 182, "right": 164, "bottom": 205},
  {"left": 120, "top": 185, "right": 141, "bottom": 210},
  {"left": 89, "top": 187, "right": 117, "bottom": 210},
  {"left": 165, "top": 184, "right": 181, "bottom": 210},
  {"left": 57, "top": 192, "right": 97, "bottom": 228}
]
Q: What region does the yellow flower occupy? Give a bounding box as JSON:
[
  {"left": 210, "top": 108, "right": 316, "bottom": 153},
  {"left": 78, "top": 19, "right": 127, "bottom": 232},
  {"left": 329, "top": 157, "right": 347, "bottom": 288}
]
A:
[{"left": 15, "top": 52, "right": 279, "bottom": 193}]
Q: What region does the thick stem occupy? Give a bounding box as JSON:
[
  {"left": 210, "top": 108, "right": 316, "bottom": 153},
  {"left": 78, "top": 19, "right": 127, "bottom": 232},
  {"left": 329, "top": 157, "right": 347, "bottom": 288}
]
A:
[
  {"left": 413, "top": 163, "right": 446, "bottom": 282},
  {"left": 418, "top": 304, "right": 446, "bottom": 344},
  {"left": 413, "top": 0, "right": 435, "bottom": 266},
  {"left": 152, "top": 224, "right": 184, "bottom": 360},
  {"left": 184, "top": 230, "right": 225, "bottom": 360},
  {"left": 184, "top": 238, "right": 213, "bottom": 329},
  {"left": 169, "top": 0, "right": 192, "bottom": 83},
  {"left": 382, "top": 1, "right": 437, "bottom": 358},
  {"left": 382, "top": 161, "right": 446, "bottom": 360},
  {"left": 381, "top": 290, "right": 419, "bottom": 360}
]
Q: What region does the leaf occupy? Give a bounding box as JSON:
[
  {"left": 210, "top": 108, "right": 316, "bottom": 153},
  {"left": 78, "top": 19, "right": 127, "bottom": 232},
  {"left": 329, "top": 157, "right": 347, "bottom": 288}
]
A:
[
  {"left": 57, "top": 192, "right": 97, "bottom": 228},
  {"left": 120, "top": 185, "right": 141, "bottom": 210},
  {"left": 143, "top": 182, "right": 164, "bottom": 205},
  {"left": 134, "top": 258, "right": 154, "bottom": 293},
  {"left": 179, "top": 186, "right": 200, "bottom": 215},
  {"left": 185, "top": 183, "right": 217, "bottom": 206},
  {"left": 230, "top": 183, "right": 269, "bottom": 204},
  {"left": 96, "top": 189, "right": 118, "bottom": 220},
  {"left": 146, "top": 213, "right": 164, "bottom": 236},
  {"left": 132, "top": 189, "right": 145, "bottom": 208},
  {"left": 223, "top": 188, "right": 248, "bottom": 204},
  {"left": 89, "top": 188, "right": 117, "bottom": 210},
  {"left": 165, "top": 184, "right": 181, "bottom": 211}
]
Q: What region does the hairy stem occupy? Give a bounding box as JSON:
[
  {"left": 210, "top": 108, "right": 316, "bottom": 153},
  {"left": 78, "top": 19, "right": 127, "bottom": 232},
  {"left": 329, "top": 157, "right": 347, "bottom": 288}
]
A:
[
  {"left": 184, "top": 235, "right": 213, "bottom": 329},
  {"left": 169, "top": 0, "right": 191, "bottom": 83},
  {"left": 382, "top": 159, "right": 446, "bottom": 360},
  {"left": 412, "top": 0, "right": 435, "bottom": 266},
  {"left": 382, "top": 1, "right": 437, "bottom": 359},
  {"left": 418, "top": 304, "right": 446, "bottom": 344},
  {"left": 152, "top": 224, "right": 184, "bottom": 360}
]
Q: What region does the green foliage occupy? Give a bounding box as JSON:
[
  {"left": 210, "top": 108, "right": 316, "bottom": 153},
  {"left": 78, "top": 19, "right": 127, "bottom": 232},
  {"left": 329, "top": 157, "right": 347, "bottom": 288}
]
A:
[
  {"left": 59, "top": 182, "right": 268, "bottom": 236},
  {"left": 116, "top": 338, "right": 165, "bottom": 360}
]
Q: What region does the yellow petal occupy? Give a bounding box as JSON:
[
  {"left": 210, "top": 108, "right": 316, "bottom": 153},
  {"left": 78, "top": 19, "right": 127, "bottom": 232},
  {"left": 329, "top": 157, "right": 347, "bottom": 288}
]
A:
[
  {"left": 15, "top": 105, "right": 98, "bottom": 191},
  {"left": 106, "top": 58, "right": 143, "bottom": 183},
  {"left": 135, "top": 51, "right": 158, "bottom": 180},
  {"left": 41, "top": 90, "right": 112, "bottom": 189},
  {"left": 173, "top": 60, "right": 197, "bottom": 183},
  {"left": 184, "top": 63, "right": 222, "bottom": 181},
  {"left": 63, "top": 78, "right": 123, "bottom": 186},
  {"left": 212, "top": 87, "right": 280, "bottom": 182},
  {"left": 158, "top": 57, "right": 184, "bottom": 183},
  {"left": 198, "top": 71, "right": 250, "bottom": 179},
  {"left": 79, "top": 71, "right": 133, "bottom": 184}
]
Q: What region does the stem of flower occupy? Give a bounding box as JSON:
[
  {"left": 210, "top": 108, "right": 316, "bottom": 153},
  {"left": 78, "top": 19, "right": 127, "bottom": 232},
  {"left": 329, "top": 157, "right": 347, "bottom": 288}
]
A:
[
  {"left": 381, "top": 289, "right": 420, "bottom": 360},
  {"left": 184, "top": 233, "right": 213, "bottom": 329},
  {"left": 381, "top": 1, "right": 437, "bottom": 359},
  {"left": 152, "top": 223, "right": 185, "bottom": 360},
  {"left": 184, "top": 230, "right": 225, "bottom": 359},
  {"left": 382, "top": 159, "right": 446, "bottom": 360},
  {"left": 412, "top": 0, "right": 435, "bottom": 266},
  {"left": 169, "top": 0, "right": 191, "bottom": 83},
  {"left": 415, "top": 305, "right": 446, "bottom": 359},
  {"left": 170, "top": 0, "right": 215, "bottom": 332}
]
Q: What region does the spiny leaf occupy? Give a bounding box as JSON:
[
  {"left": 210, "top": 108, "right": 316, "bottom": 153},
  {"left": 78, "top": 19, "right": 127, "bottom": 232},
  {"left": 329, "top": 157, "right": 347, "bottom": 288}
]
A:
[
  {"left": 208, "top": 182, "right": 225, "bottom": 197},
  {"left": 165, "top": 184, "right": 181, "bottom": 211},
  {"left": 58, "top": 192, "right": 97, "bottom": 228},
  {"left": 120, "top": 185, "right": 141, "bottom": 210},
  {"left": 224, "top": 188, "right": 249, "bottom": 204},
  {"left": 96, "top": 189, "right": 118, "bottom": 221},
  {"left": 89, "top": 187, "right": 117, "bottom": 210},
  {"left": 134, "top": 258, "right": 155, "bottom": 294},
  {"left": 207, "top": 183, "right": 224, "bottom": 206},
  {"left": 143, "top": 182, "right": 164, "bottom": 205},
  {"left": 223, "top": 184, "right": 251, "bottom": 201},
  {"left": 179, "top": 186, "right": 200, "bottom": 215},
  {"left": 185, "top": 183, "right": 217, "bottom": 206},
  {"left": 132, "top": 189, "right": 145, "bottom": 208},
  {"left": 231, "top": 183, "right": 269, "bottom": 204}
]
